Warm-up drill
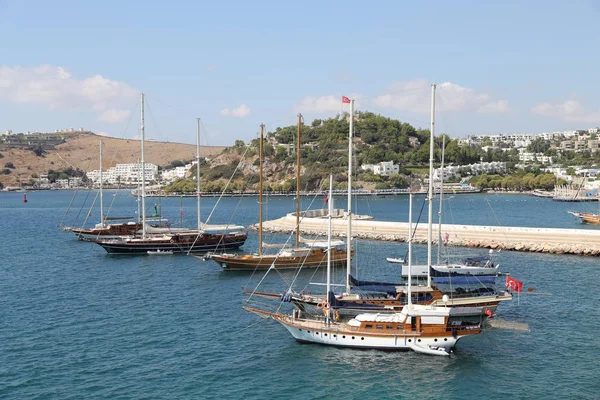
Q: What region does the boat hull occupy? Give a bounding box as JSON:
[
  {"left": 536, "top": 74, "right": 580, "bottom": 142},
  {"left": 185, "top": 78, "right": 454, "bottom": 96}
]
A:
[
  {"left": 208, "top": 248, "right": 349, "bottom": 271},
  {"left": 96, "top": 233, "right": 247, "bottom": 255}
]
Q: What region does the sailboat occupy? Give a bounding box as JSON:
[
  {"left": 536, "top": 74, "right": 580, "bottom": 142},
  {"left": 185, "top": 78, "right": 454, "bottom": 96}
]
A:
[
  {"left": 66, "top": 139, "right": 169, "bottom": 241},
  {"left": 94, "top": 95, "right": 247, "bottom": 255},
  {"left": 203, "top": 117, "right": 350, "bottom": 270},
  {"left": 568, "top": 184, "right": 600, "bottom": 224},
  {"left": 244, "top": 187, "right": 484, "bottom": 355}
]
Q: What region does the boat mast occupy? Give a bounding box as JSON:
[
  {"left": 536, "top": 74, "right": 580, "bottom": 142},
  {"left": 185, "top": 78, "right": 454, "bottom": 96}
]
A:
[
  {"left": 346, "top": 98, "right": 354, "bottom": 294},
  {"left": 427, "top": 84, "right": 436, "bottom": 287},
  {"left": 196, "top": 117, "right": 201, "bottom": 231},
  {"left": 437, "top": 135, "right": 445, "bottom": 265},
  {"left": 99, "top": 139, "right": 104, "bottom": 228},
  {"left": 326, "top": 174, "right": 333, "bottom": 323},
  {"left": 259, "top": 123, "right": 264, "bottom": 256},
  {"left": 295, "top": 114, "right": 301, "bottom": 248},
  {"left": 141, "top": 93, "right": 146, "bottom": 239},
  {"left": 408, "top": 192, "right": 413, "bottom": 308}
]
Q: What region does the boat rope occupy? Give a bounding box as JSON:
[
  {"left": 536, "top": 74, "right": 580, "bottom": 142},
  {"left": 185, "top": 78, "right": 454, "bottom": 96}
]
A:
[{"left": 59, "top": 189, "right": 80, "bottom": 228}]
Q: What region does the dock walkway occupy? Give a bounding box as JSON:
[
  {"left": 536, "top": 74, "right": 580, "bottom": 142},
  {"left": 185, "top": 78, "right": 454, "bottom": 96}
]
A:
[{"left": 258, "top": 214, "right": 600, "bottom": 256}]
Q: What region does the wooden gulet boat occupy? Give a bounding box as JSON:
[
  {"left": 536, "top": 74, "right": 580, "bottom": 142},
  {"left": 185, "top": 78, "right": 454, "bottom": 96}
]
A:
[
  {"left": 202, "top": 118, "right": 351, "bottom": 270},
  {"left": 94, "top": 95, "right": 247, "bottom": 255}
]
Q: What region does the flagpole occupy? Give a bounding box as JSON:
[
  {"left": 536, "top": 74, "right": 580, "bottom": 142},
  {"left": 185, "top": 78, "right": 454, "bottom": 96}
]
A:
[{"left": 346, "top": 98, "right": 354, "bottom": 294}]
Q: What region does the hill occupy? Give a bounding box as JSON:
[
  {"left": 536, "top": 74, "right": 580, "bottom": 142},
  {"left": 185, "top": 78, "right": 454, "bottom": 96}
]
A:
[{"left": 0, "top": 132, "right": 226, "bottom": 187}]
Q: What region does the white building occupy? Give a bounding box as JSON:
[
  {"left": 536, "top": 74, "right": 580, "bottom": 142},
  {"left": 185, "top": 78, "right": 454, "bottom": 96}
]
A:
[
  {"left": 517, "top": 148, "right": 553, "bottom": 164},
  {"left": 160, "top": 161, "right": 195, "bottom": 183},
  {"left": 361, "top": 161, "right": 400, "bottom": 176},
  {"left": 87, "top": 163, "right": 158, "bottom": 185},
  {"left": 433, "top": 161, "right": 507, "bottom": 181}
]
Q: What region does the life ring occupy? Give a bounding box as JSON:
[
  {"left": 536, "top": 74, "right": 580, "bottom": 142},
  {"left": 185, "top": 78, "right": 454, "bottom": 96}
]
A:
[
  {"left": 317, "top": 302, "right": 324, "bottom": 310},
  {"left": 316, "top": 301, "right": 330, "bottom": 310}
]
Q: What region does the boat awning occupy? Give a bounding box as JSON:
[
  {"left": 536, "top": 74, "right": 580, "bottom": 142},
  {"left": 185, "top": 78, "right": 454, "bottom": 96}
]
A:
[
  {"left": 299, "top": 236, "right": 346, "bottom": 248},
  {"left": 201, "top": 224, "right": 245, "bottom": 232}
]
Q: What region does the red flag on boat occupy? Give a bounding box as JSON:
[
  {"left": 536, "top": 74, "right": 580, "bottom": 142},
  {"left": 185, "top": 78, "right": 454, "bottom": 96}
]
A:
[
  {"left": 485, "top": 308, "right": 493, "bottom": 317},
  {"left": 323, "top": 192, "right": 328, "bottom": 204},
  {"left": 505, "top": 276, "right": 523, "bottom": 292},
  {"left": 180, "top": 211, "right": 185, "bottom": 216},
  {"left": 342, "top": 96, "right": 351, "bottom": 104}
]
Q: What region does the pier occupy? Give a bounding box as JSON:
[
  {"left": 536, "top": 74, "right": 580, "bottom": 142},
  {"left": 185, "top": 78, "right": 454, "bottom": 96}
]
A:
[{"left": 258, "top": 214, "right": 600, "bottom": 256}]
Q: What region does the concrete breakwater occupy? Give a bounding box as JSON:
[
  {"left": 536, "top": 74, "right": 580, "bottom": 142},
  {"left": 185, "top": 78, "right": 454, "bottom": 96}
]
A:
[{"left": 256, "top": 214, "right": 600, "bottom": 256}]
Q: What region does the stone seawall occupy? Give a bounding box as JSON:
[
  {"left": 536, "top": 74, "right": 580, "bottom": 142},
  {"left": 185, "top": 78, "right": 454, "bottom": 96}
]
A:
[{"left": 256, "top": 214, "right": 600, "bottom": 256}]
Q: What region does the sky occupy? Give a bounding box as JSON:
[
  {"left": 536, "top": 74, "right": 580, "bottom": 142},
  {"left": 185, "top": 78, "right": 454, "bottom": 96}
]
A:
[{"left": 1, "top": 0, "right": 600, "bottom": 146}]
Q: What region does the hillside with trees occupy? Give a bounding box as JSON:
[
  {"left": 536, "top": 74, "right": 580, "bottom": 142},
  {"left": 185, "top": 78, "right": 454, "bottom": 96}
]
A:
[{"left": 165, "top": 112, "right": 561, "bottom": 194}]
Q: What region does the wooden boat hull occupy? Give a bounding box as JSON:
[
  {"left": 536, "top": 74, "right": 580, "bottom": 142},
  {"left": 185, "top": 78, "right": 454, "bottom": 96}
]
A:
[
  {"left": 244, "top": 306, "right": 481, "bottom": 354},
  {"left": 207, "top": 248, "right": 350, "bottom": 271},
  {"left": 95, "top": 232, "right": 247, "bottom": 255}
]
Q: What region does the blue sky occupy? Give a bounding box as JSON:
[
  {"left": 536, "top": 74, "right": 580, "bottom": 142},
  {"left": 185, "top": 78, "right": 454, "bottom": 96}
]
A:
[{"left": 1, "top": 0, "right": 599, "bottom": 145}]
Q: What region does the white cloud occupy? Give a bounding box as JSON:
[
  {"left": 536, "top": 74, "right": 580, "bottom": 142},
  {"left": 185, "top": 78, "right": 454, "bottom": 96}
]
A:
[
  {"left": 373, "top": 79, "right": 509, "bottom": 114},
  {"left": 293, "top": 94, "right": 362, "bottom": 113},
  {"left": 220, "top": 104, "right": 251, "bottom": 118},
  {"left": 0, "top": 64, "right": 137, "bottom": 123},
  {"left": 97, "top": 109, "right": 131, "bottom": 123},
  {"left": 294, "top": 95, "right": 340, "bottom": 113},
  {"left": 478, "top": 100, "right": 510, "bottom": 114},
  {"left": 531, "top": 100, "right": 600, "bottom": 123}
]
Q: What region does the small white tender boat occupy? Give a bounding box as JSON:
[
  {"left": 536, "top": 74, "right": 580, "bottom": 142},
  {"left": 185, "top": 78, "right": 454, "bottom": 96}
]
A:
[
  {"left": 147, "top": 249, "right": 174, "bottom": 255},
  {"left": 386, "top": 257, "right": 405, "bottom": 264}
]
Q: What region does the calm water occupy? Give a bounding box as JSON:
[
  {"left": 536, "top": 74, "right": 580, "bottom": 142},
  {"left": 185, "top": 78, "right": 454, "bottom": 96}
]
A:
[{"left": 1, "top": 190, "right": 599, "bottom": 399}]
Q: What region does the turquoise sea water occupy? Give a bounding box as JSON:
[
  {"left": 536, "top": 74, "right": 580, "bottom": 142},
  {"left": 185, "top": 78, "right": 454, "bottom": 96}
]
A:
[{"left": 1, "top": 191, "right": 599, "bottom": 399}]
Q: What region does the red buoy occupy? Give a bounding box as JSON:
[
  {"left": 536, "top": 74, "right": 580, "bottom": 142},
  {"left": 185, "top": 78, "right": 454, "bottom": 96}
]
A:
[{"left": 23, "top": 194, "right": 27, "bottom": 203}]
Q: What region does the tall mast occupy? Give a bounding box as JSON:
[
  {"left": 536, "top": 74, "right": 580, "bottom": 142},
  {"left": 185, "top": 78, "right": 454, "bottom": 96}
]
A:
[
  {"left": 437, "top": 135, "right": 446, "bottom": 264},
  {"left": 196, "top": 118, "right": 201, "bottom": 231},
  {"left": 99, "top": 139, "right": 104, "bottom": 228},
  {"left": 408, "top": 192, "right": 413, "bottom": 308},
  {"left": 346, "top": 99, "right": 354, "bottom": 294},
  {"left": 326, "top": 174, "right": 333, "bottom": 323},
  {"left": 136, "top": 158, "right": 140, "bottom": 223},
  {"left": 427, "top": 84, "right": 436, "bottom": 287},
  {"left": 295, "top": 114, "right": 301, "bottom": 248},
  {"left": 258, "top": 124, "right": 264, "bottom": 256},
  {"left": 141, "top": 93, "right": 146, "bottom": 239}
]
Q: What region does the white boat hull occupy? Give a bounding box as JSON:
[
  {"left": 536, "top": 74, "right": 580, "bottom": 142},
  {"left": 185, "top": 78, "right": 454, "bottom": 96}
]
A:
[{"left": 280, "top": 322, "right": 459, "bottom": 353}]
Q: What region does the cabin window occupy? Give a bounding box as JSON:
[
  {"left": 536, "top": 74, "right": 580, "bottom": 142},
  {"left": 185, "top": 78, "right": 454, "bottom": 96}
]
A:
[
  {"left": 352, "top": 336, "right": 355, "bottom": 339},
  {"left": 376, "top": 324, "right": 383, "bottom": 330},
  {"left": 365, "top": 324, "right": 373, "bottom": 329},
  {"left": 386, "top": 325, "right": 393, "bottom": 330},
  {"left": 361, "top": 337, "right": 365, "bottom": 340},
  {"left": 342, "top": 335, "right": 346, "bottom": 339}
]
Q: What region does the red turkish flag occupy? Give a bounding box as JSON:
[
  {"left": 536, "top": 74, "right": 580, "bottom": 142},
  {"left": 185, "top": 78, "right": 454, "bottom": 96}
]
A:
[
  {"left": 505, "top": 276, "right": 523, "bottom": 292},
  {"left": 342, "top": 96, "right": 351, "bottom": 104},
  {"left": 485, "top": 308, "right": 493, "bottom": 317}
]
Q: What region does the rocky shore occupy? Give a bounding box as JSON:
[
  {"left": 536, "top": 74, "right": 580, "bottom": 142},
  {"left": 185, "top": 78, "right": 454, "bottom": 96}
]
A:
[{"left": 257, "top": 214, "right": 600, "bottom": 257}]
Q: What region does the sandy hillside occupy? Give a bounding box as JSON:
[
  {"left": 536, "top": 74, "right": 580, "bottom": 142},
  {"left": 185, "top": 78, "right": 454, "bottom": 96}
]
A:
[{"left": 0, "top": 133, "right": 226, "bottom": 187}]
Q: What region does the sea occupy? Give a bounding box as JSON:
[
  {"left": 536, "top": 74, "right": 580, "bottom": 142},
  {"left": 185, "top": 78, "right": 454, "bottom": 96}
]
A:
[{"left": 1, "top": 190, "right": 599, "bottom": 399}]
